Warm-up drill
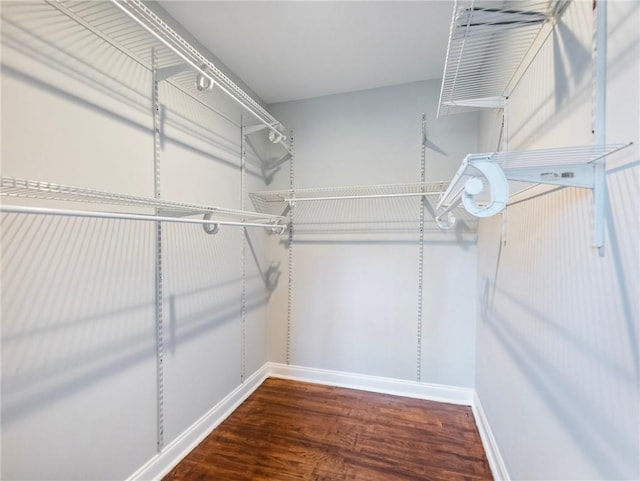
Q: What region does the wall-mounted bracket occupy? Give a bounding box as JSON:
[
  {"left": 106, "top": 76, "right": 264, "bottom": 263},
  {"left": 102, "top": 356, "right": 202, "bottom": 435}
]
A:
[
  {"left": 435, "top": 211, "right": 457, "bottom": 229},
  {"left": 155, "top": 63, "right": 190, "bottom": 82},
  {"left": 244, "top": 124, "right": 268, "bottom": 135},
  {"left": 442, "top": 96, "right": 506, "bottom": 110},
  {"left": 202, "top": 213, "right": 220, "bottom": 234},
  {"left": 244, "top": 123, "right": 290, "bottom": 155},
  {"left": 436, "top": 143, "right": 632, "bottom": 246},
  {"left": 195, "top": 67, "right": 216, "bottom": 91},
  {"left": 504, "top": 163, "right": 595, "bottom": 188}
]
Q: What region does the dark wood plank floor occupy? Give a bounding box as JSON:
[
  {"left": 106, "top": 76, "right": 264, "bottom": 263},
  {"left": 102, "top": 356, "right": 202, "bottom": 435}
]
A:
[{"left": 163, "top": 377, "right": 493, "bottom": 481}]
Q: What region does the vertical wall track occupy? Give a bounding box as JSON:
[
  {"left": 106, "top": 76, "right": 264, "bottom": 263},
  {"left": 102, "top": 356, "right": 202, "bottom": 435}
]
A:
[
  {"left": 501, "top": 99, "right": 509, "bottom": 246},
  {"left": 286, "top": 132, "right": 295, "bottom": 365},
  {"left": 240, "top": 117, "right": 247, "bottom": 382},
  {"left": 152, "top": 49, "right": 165, "bottom": 452},
  {"left": 416, "top": 114, "right": 426, "bottom": 382},
  {"left": 593, "top": 0, "right": 607, "bottom": 252}
]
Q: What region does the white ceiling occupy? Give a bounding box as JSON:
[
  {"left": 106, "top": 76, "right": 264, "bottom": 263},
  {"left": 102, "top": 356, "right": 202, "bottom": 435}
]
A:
[{"left": 159, "top": 1, "right": 454, "bottom": 104}]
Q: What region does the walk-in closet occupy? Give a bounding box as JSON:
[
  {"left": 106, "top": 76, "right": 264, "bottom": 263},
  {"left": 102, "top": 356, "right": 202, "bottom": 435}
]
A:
[{"left": 1, "top": 1, "right": 638, "bottom": 480}]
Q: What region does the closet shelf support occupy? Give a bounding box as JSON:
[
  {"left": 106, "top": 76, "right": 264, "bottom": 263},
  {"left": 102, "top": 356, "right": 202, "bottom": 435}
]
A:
[{"left": 436, "top": 143, "right": 633, "bottom": 246}]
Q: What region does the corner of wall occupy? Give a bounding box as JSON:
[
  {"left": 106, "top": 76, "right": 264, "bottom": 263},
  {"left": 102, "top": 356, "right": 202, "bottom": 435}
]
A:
[{"left": 472, "top": 390, "right": 510, "bottom": 481}]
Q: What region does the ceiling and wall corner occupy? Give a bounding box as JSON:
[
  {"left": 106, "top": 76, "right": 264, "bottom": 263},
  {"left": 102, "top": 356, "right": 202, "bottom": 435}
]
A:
[{"left": 158, "top": 1, "right": 454, "bottom": 104}]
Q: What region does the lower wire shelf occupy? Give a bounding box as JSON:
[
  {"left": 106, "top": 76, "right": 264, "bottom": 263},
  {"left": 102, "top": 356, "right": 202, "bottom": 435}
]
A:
[
  {"left": 250, "top": 182, "right": 478, "bottom": 231},
  {"left": 0, "top": 177, "right": 287, "bottom": 233}
]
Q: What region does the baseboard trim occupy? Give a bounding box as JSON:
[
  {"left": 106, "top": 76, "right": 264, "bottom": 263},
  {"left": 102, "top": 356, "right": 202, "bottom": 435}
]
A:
[
  {"left": 266, "top": 362, "right": 474, "bottom": 405},
  {"left": 472, "top": 391, "right": 510, "bottom": 481},
  {"left": 127, "top": 363, "right": 486, "bottom": 480},
  {"left": 126, "top": 364, "right": 270, "bottom": 481}
]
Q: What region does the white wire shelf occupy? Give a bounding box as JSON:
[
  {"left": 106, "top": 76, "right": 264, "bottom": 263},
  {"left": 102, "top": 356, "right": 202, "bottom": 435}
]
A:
[
  {"left": 252, "top": 182, "right": 443, "bottom": 211},
  {"left": 47, "top": 0, "right": 289, "bottom": 150},
  {"left": 250, "top": 182, "right": 478, "bottom": 231},
  {"left": 0, "top": 177, "right": 286, "bottom": 232},
  {"left": 438, "top": 0, "right": 564, "bottom": 117},
  {"left": 435, "top": 143, "right": 632, "bottom": 241}
]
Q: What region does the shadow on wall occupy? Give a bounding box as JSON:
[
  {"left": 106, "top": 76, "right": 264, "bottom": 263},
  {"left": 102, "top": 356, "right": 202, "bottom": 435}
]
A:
[
  {"left": 245, "top": 227, "right": 281, "bottom": 296},
  {"left": 1, "top": 2, "right": 277, "bottom": 184},
  {"left": 508, "top": 8, "right": 593, "bottom": 148},
  {"left": 478, "top": 158, "right": 639, "bottom": 479},
  {"left": 509, "top": 7, "right": 638, "bottom": 150},
  {"left": 552, "top": 20, "right": 591, "bottom": 114},
  {"left": 483, "top": 303, "right": 635, "bottom": 480},
  {"left": 0, "top": 215, "right": 270, "bottom": 425}
]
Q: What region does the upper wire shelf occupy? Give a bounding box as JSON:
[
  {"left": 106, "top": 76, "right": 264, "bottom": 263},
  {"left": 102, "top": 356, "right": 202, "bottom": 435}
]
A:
[
  {"left": 0, "top": 177, "right": 286, "bottom": 232},
  {"left": 48, "top": 0, "right": 289, "bottom": 149},
  {"left": 438, "top": 0, "right": 564, "bottom": 117}
]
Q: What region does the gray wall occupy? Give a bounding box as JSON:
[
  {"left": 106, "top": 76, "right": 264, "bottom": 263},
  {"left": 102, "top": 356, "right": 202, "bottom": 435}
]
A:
[
  {"left": 475, "top": 2, "right": 639, "bottom": 479},
  {"left": 267, "top": 80, "right": 480, "bottom": 387},
  {"left": 0, "top": 2, "right": 270, "bottom": 479}
]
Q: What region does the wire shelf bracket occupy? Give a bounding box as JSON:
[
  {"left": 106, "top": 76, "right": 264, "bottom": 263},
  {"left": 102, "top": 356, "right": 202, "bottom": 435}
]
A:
[
  {"left": 0, "top": 177, "right": 287, "bottom": 234},
  {"left": 436, "top": 143, "right": 633, "bottom": 246}
]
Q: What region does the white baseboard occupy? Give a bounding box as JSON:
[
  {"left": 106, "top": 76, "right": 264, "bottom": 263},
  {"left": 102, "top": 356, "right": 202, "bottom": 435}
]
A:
[
  {"left": 127, "top": 362, "right": 487, "bottom": 481},
  {"left": 266, "top": 362, "right": 474, "bottom": 405},
  {"left": 126, "top": 364, "right": 270, "bottom": 481},
  {"left": 472, "top": 391, "right": 510, "bottom": 481}
]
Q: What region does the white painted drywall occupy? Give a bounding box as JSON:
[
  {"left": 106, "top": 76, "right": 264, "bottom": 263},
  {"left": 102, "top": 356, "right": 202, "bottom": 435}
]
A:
[
  {"left": 475, "top": 2, "right": 640, "bottom": 479},
  {"left": 0, "top": 2, "right": 271, "bottom": 479},
  {"left": 267, "top": 80, "right": 480, "bottom": 387}
]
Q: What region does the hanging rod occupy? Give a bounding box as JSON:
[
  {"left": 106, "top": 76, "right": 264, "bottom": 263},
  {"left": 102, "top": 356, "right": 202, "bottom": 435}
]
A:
[
  {"left": 0, "top": 177, "right": 286, "bottom": 233},
  {"left": 0, "top": 205, "right": 285, "bottom": 232}
]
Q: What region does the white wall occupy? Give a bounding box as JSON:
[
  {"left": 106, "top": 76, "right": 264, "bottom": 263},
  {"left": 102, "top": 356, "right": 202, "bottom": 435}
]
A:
[
  {"left": 0, "top": 2, "right": 271, "bottom": 479},
  {"left": 267, "top": 80, "right": 480, "bottom": 387},
  {"left": 475, "top": 2, "right": 639, "bottom": 479}
]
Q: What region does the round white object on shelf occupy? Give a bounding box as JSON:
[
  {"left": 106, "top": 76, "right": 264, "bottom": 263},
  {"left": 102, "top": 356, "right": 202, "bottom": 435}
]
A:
[
  {"left": 461, "top": 160, "right": 509, "bottom": 218},
  {"left": 464, "top": 177, "right": 484, "bottom": 196}
]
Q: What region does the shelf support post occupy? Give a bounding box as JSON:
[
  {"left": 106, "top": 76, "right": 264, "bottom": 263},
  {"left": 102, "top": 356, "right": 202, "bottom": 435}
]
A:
[
  {"left": 286, "top": 132, "right": 295, "bottom": 366},
  {"left": 240, "top": 115, "right": 247, "bottom": 383},
  {"left": 155, "top": 63, "right": 190, "bottom": 82},
  {"left": 416, "top": 114, "right": 426, "bottom": 382},
  {"left": 593, "top": 0, "right": 607, "bottom": 251},
  {"left": 152, "top": 48, "right": 165, "bottom": 453}
]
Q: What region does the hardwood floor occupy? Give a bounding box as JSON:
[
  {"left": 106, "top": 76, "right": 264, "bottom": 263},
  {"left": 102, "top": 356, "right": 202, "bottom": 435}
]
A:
[{"left": 163, "top": 378, "right": 493, "bottom": 480}]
